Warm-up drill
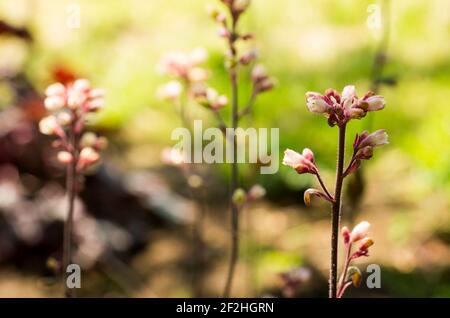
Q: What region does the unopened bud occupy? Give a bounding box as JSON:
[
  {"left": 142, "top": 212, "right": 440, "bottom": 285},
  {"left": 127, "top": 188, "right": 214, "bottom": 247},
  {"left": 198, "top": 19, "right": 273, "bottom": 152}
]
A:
[
  {"left": 233, "top": 0, "right": 251, "bottom": 13},
  {"left": 247, "top": 184, "right": 266, "bottom": 201},
  {"left": 359, "top": 237, "right": 374, "bottom": 250},
  {"left": 80, "top": 132, "right": 98, "bottom": 148},
  {"left": 232, "top": 188, "right": 247, "bottom": 206},
  {"left": 347, "top": 266, "right": 362, "bottom": 287},
  {"left": 56, "top": 112, "right": 72, "bottom": 126},
  {"left": 341, "top": 226, "right": 350, "bottom": 244},
  {"left": 57, "top": 151, "right": 73, "bottom": 164}
]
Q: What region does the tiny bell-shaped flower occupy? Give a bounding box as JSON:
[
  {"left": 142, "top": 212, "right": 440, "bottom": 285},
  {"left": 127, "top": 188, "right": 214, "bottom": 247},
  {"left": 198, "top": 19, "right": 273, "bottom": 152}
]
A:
[
  {"left": 359, "top": 237, "right": 374, "bottom": 250},
  {"left": 158, "top": 80, "right": 182, "bottom": 101},
  {"left": 247, "top": 184, "right": 266, "bottom": 201},
  {"left": 77, "top": 147, "right": 100, "bottom": 170},
  {"left": 57, "top": 151, "right": 73, "bottom": 164},
  {"left": 341, "top": 226, "right": 350, "bottom": 245},
  {"left": 39, "top": 115, "right": 60, "bottom": 136},
  {"left": 232, "top": 0, "right": 251, "bottom": 13},
  {"left": 359, "top": 129, "right": 389, "bottom": 148},
  {"left": 56, "top": 112, "right": 72, "bottom": 126},
  {"left": 239, "top": 49, "right": 258, "bottom": 65},
  {"left": 360, "top": 93, "right": 385, "bottom": 111},
  {"left": 305, "top": 92, "right": 330, "bottom": 115},
  {"left": 349, "top": 221, "right": 370, "bottom": 244},
  {"left": 282, "top": 148, "right": 318, "bottom": 175}
]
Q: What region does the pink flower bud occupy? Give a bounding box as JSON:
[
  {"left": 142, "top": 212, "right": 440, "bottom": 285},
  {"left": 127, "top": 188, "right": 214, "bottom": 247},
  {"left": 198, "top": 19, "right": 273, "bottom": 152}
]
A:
[
  {"left": 349, "top": 221, "right": 370, "bottom": 243},
  {"left": 239, "top": 49, "right": 258, "bottom": 65},
  {"left": 188, "top": 67, "right": 208, "bottom": 82},
  {"left": 251, "top": 64, "right": 268, "bottom": 83},
  {"left": 45, "top": 82, "right": 66, "bottom": 97},
  {"left": 88, "top": 88, "right": 105, "bottom": 99},
  {"left": 247, "top": 184, "right": 266, "bottom": 201},
  {"left": 282, "top": 148, "right": 317, "bottom": 174},
  {"left": 158, "top": 80, "right": 182, "bottom": 100},
  {"left": 72, "top": 79, "right": 91, "bottom": 92},
  {"left": 190, "top": 48, "right": 208, "bottom": 65},
  {"left": 341, "top": 226, "right": 350, "bottom": 244},
  {"left": 355, "top": 146, "right": 373, "bottom": 160},
  {"left": 364, "top": 95, "right": 385, "bottom": 111},
  {"left": 213, "top": 95, "right": 228, "bottom": 110},
  {"left": 86, "top": 97, "right": 105, "bottom": 111},
  {"left": 256, "top": 78, "right": 274, "bottom": 93},
  {"left": 341, "top": 85, "right": 356, "bottom": 101},
  {"left": 95, "top": 136, "right": 108, "bottom": 150},
  {"left": 359, "top": 129, "right": 389, "bottom": 148},
  {"left": 218, "top": 27, "right": 231, "bottom": 38},
  {"left": 302, "top": 148, "right": 314, "bottom": 162},
  {"left": 232, "top": 0, "right": 251, "bottom": 13},
  {"left": 306, "top": 94, "right": 329, "bottom": 114},
  {"left": 44, "top": 96, "right": 65, "bottom": 111},
  {"left": 359, "top": 237, "right": 374, "bottom": 250},
  {"left": 57, "top": 151, "right": 73, "bottom": 164},
  {"left": 56, "top": 112, "right": 72, "bottom": 126},
  {"left": 80, "top": 132, "right": 98, "bottom": 148},
  {"left": 348, "top": 108, "right": 366, "bottom": 119},
  {"left": 78, "top": 147, "right": 100, "bottom": 166},
  {"left": 67, "top": 89, "right": 87, "bottom": 109},
  {"left": 216, "top": 12, "right": 227, "bottom": 23},
  {"left": 39, "top": 115, "right": 59, "bottom": 135}
]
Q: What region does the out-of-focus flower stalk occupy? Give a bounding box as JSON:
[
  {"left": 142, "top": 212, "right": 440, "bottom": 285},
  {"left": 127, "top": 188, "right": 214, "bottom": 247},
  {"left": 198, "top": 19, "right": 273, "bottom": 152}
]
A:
[{"left": 39, "top": 79, "right": 106, "bottom": 297}]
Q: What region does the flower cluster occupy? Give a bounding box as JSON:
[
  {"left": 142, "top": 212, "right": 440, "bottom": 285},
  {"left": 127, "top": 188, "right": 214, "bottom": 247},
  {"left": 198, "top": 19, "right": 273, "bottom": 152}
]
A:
[
  {"left": 39, "top": 79, "right": 107, "bottom": 172},
  {"left": 209, "top": 1, "right": 275, "bottom": 95},
  {"left": 306, "top": 85, "right": 385, "bottom": 127},
  {"left": 282, "top": 148, "right": 317, "bottom": 175},
  {"left": 345, "top": 129, "right": 389, "bottom": 176},
  {"left": 283, "top": 85, "right": 388, "bottom": 206},
  {"left": 157, "top": 48, "right": 229, "bottom": 112},
  {"left": 337, "top": 221, "right": 374, "bottom": 297}
]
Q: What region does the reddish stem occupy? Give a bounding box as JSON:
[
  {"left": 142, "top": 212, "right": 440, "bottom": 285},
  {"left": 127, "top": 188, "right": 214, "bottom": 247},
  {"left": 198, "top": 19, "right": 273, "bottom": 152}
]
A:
[{"left": 330, "top": 124, "right": 346, "bottom": 298}]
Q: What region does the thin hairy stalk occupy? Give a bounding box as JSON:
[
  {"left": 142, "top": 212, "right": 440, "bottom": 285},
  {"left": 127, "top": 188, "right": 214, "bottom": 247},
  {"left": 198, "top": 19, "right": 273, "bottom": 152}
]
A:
[
  {"left": 330, "top": 124, "right": 346, "bottom": 298},
  {"left": 337, "top": 244, "right": 352, "bottom": 298},
  {"left": 62, "top": 125, "right": 77, "bottom": 298},
  {"left": 315, "top": 172, "right": 334, "bottom": 201},
  {"left": 223, "top": 18, "right": 239, "bottom": 298}
]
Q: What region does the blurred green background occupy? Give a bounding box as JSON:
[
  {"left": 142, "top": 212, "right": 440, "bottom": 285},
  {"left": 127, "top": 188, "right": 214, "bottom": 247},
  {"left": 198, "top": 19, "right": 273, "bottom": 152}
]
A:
[{"left": 0, "top": 0, "right": 449, "bottom": 297}]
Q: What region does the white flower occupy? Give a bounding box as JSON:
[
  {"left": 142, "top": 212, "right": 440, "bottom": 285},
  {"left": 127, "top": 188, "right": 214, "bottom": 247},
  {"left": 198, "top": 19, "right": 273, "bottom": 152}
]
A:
[
  {"left": 44, "top": 95, "right": 65, "bottom": 111},
  {"left": 158, "top": 81, "right": 182, "bottom": 100},
  {"left": 306, "top": 93, "right": 329, "bottom": 114},
  {"left": 39, "top": 115, "right": 58, "bottom": 135},
  {"left": 342, "top": 85, "right": 356, "bottom": 101},
  {"left": 349, "top": 221, "right": 370, "bottom": 243},
  {"left": 365, "top": 95, "right": 385, "bottom": 111}
]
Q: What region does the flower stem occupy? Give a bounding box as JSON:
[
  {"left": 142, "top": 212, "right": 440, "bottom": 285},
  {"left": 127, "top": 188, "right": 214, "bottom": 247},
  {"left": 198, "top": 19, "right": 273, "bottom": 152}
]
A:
[
  {"left": 337, "top": 243, "right": 352, "bottom": 298},
  {"left": 315, "top": 172, "right": 334, "bottom": 201},
  {"left": 62, "top": 127, "right": 77, "bottom": 298},
  {"left": 330, "top": 124, "right": 346, "bottom": 298},
  {"left": 223, "top": 18, "right": 239, "bottom": 298}
]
